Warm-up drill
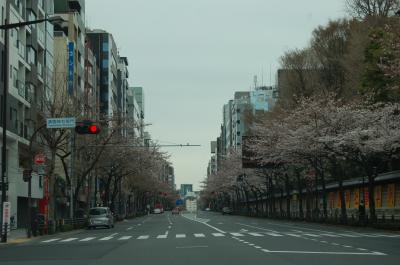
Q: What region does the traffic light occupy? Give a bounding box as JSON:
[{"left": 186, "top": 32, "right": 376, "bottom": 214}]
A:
[{"left": 75, "top": 120, "right": 100, "bottom": 134}]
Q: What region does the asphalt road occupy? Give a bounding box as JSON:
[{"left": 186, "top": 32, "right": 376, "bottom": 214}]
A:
[{"left": 0, "top": 211, "right": 399, "bottom": 265}]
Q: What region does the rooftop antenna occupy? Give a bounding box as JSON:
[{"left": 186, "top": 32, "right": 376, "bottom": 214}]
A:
[{"left": 253, "top": 75, "right": 258, "bottom": 90}]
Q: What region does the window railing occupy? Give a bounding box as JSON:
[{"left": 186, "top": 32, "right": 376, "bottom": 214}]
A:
[
  {"left": 37, "top": 28, "right": 45, "bottom": 44},
  {"left": 37, "top": 62, "right": 43, "bottom": 77},
  {"left": 16, "top": 79, "right": 26, "bottom": 98},
  {"left": 25, "top": 83, "right": 34, "bottom": 103},
  {"left": 17, "top": 40, "right": 25, "bottom": 59}
]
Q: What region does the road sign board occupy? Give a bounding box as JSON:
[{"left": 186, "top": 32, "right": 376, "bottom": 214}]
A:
[
  {"left": 34, "top": 153, "right": 46, "bottom": 165},
  {"left": 46, "top": 117, "right": 76, "bottom": 129},
  {"left": 2, "top": 202, "right": 10, "bottom": 235},
  {"left": 176, "top": 199, "right": 184, "bottom": 206}
]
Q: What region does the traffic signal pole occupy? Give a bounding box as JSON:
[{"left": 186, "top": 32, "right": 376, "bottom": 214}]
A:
[{"left": 69, "top": 130, "right": 76, "bottom": 219}]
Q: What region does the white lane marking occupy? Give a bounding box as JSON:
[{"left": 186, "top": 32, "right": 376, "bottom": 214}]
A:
[
  {"left": 254, "top": 246, "right": 262, "bottom": 249},
  {"left": 218, "top": 222, "right": 224, "bottom": 225},
  {"left": 79, "top": 237, "right": 96, "bottom": 242},
  {"left": 127, "top": 227, "right": 133, "bottom": 231},
  {"left": 342, "top": 245, "right": 352, "bottom": 248},
  {"left": 236, "top": 223, "right": 278, "bottom": 233},
  {"left": 99, "top": 236, "right": 113, "bottom": 241},
  {"left": 357, "top": 248, "right": 367, "bottom": 251},
  {"left": 265, "top": 232, "right": 283, "bottom": 237},
  {"left": 212, "top": 233, "right": 225, "bottom": 237},
  {"left": 265, "top": 221, "right": 354, "bottom": 235},
  {"left": 109, "top": 233, "right": 118, "bottom": 237},
  {"left": 42, "top": 238, "right": 61, "bottom": 243},
  {"left": 248, "top": 243, "right": 255, "bottom": 246},
  {"left": 176, "top": 234, "right": 186, "bottom": 238},
  {"left": 239, "top": 229, "right": 249, "bottom": 232},
  {"left": 137, "top": 224, "right": 142, "bottom": 226},
  {"left": 157, "top": 235, "right": 167, "bottom": 239},
  {"left": 303, "top": 233, "right": 321, "bottom": 237},
  {"left": 230, "top": 233, "right": 244, "bottom": 237},
  {"left": 248, "top": 232, "right": 264, "bottom": 237},
  {"left": 60, "top": 238, "right": 78, "bottom": 242},
  {"left": 320, "top": 233, "right": 341, "bottom": 237},
  {"left": 168, "top": 226, "right": 171, "bottom": 229},
  {"left": 176, "top": 245, "right": 208, "bottom": 249},
  {"left": 338, "top": 233, "right": 360, "bottom": 238},
  {"left": 119, "top": 236, "right": 132, "bottom": 240},
  {"left": 286, "top": 233, "right": 302, "bottom": 237},
  {"left": 320, "top": 241, "right": 328, "bottom": 244},
  {"left": 332, "top": 243, "right": 340, "bottom": 246},
  {"left": 181, "top": 214, "right": 226, "bottom": 233},
  {"left": 137, "top": 235, "right": 149, "bottom": 239},
  {"left": 194, "top": 233, "right": 205, "bottom": 238},
  {"left": 262, "top": 249, "right": 386, "bottom": 255}
]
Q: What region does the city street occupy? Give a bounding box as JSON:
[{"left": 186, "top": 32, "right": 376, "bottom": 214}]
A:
[{"left": 0, "top": 212, "right": 399, "bottom": 265}]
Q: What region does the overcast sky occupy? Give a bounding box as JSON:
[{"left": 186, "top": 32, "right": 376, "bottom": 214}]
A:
[{"left": 85, "top": 0, "right": 345, "bottom": 190}]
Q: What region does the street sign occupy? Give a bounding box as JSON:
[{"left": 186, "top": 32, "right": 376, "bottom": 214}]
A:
[
  {"left": 37, "top": 165, "right": 46, "bottom": 175},
  {"left": 176, "top": 199, "right": 184, "bottom": 206},
  {"left": 2, "top": 202, "right": 10, "bottom": 235},
  {"left": 34, "top": 153, "right": 46, "bottom": 165},
  {"left": 46, "top": 117, "right": 76, "bottom": 129}
]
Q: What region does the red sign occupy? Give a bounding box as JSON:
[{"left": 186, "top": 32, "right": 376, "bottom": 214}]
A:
[{"left": 34, "top": 153, "right": 46, "bottom": 165}]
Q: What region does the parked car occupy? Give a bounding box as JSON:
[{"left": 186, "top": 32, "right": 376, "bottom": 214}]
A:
[
  {"left": 172, "top": 208, "right": 180, "bottom": 215},
  {"left": 222, "top": 207, "right": 233, "bottom": 215},
  {"left": 153, "top": 208, "right": 162, "bottom": 214},
  {"left": 205, "top": 208, "right": 211, "bottom": 211},
  {"left": 88, "top": 207, "right": 114, "bottom": 229}
]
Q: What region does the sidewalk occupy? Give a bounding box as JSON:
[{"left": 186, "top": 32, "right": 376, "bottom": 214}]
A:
[{"left": 1, "top": 228, "right": 32, "bottom": 244}]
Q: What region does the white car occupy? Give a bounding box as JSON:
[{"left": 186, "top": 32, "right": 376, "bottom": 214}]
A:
[
  {"left": 153, "top": 208, "right": 161, "bottom": 214},
  {"left": 205, "top": 208, "right": 210, "bottom": 211}
]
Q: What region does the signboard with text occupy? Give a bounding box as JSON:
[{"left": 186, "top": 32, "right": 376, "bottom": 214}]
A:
[
  {"left": 47, "top": 117, "right": 76, "bottom": 129},
  {"left": 2, "top": 202, "right": 10, "bottom": 235},
  {"left": 68, "top": 42, "right": 74, "bottom": 95}
]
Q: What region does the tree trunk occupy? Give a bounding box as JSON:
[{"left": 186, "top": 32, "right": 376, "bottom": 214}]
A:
[
  {"left": 338, "top": 175, "right": 347, "bottom": 224},
  {"left": 296, "top": 171, "right": 304, "bottom": 220}
]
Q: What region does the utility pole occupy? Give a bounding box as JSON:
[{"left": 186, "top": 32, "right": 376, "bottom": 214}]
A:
[
  {"left": 1, "top": 18, "right": 9, "bottom": 243},
  {"left": 69, "top": 130, "right": 76, "bottom": 219}
]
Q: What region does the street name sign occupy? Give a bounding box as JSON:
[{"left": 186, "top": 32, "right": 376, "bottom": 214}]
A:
[{"left": 47, "top": 117, "right": 76, "bottom": 129}]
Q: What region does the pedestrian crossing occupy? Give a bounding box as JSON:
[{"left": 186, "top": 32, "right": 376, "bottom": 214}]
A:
[{"left": 39, "top": 230, "right": 400, "bottom": 244}]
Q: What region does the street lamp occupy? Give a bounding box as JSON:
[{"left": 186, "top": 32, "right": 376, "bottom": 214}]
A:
[{"left": 0, "top": 15, "right": 65, "bottom": 243}]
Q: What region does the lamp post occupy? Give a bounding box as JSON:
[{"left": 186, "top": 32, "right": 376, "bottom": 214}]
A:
[{"left": 0, "top": 15, "right": 65, "bottom": 243}]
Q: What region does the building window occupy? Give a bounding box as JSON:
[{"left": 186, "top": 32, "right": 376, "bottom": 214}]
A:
[
  {"left": 102, "top": 59, "right": 108, "bottom": 68},
  {"left": 102, "top": 42, "right": 109, "bottom": 52},
  {"left": 237, "top": 120, "right": 240, "bottom": 124}
]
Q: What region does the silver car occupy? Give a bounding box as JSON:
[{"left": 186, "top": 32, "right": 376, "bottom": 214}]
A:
[{"left": 88, "top": 207, "right": 114, "bottom": 229}]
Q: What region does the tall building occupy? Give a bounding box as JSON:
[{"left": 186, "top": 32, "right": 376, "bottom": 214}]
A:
[
  {"left": 231, "top": 91, "right": 250, "bottom": 150},
  {"left": 117, "top": 56, "right": 128, "bottom": 136},
  {"left": 0, "top": 0, "right": 55, "bottom": 228},
  {"left": 126, "top": 87, "right": 142, "bottom": 140},
  {"left": 132, "top": 87, "right": 144, "bottom": 138},
  {"left": 54, "top": 0, "right": 85, "bottom": 97},
  {"left": 84, "top": 37, "right": 100, "bottom": 120},
  {"left": 86, "top": 29, "right": 118, "bottom": 119},
  {"left": 180, "top": 184, "right": 193, "bottom": 197}
]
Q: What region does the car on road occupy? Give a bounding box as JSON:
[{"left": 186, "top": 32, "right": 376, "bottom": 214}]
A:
[
  {"left": 205, "top": 207, "right": 210, "bottom": 211},
  {"left": 88, "top": 207, "right": 114, "bottom": 229},
  {"left": 153, "top": 208, "right": 162, "bottom": 214},
  {"left": 222, "top": 207, "right": 233, "bottom": 215},
  {"left": 172, "top": 207, "right": 180, "bottom": 215}
]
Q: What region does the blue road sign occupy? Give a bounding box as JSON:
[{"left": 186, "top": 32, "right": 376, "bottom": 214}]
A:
[
  {"left": 176, "top": 199, "right": 184, "bottom": 206},
  {"left": 47, "top": 117, "right": 76, "bottom": 129}
]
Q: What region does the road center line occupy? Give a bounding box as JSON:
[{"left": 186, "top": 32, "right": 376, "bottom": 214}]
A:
[
  {"left": 236, "top": 223, "right": 279, "bottom": 233},
  {"left": 261, "top": 249, "right": 386, "bottom": 255}
]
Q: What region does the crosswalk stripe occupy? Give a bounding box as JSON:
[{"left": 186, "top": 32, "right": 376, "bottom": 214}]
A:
[
  {"left": 265, "top": 232, "right": 283, "bottom": 237},
  {"left": 99, "top": 236, "right": 113, "bottom": 241},
  {"left": 194, "top": 233, "right": 205, "bottom": 238},
  {"left": 176, "top": 234, "right": 186, "bottom": 238},
  {"left": 60, "top": 238, "right": 78, "bottom": 242},
  {"left": 118, "top": 236, "right": 132, "bottom": 240},
  {"left": 137, "top": 235, "right": 149, "bottom": 239},
  {"left": 79, "top": 237, "right": 96, "bottom": 242},
  {"left": 286, "top": 233, "right": 302, "bottom": 237},
  {"left": 320, "top": 233, "right": 341, "bottom": 238},
  {"left": 212, "top": 233, "right": 225, "bottom": 237},
  {"left": 303, "top": 233, "right": 320, "bottom": 237},
  {"left": 157, "top": 235, "right": 167, "bottom": 239},
  {"left": 338, "top": 234, "right": 360, "bottom": 237},
  {"left": 230, "top": 233, "right": 244, "bottom": 237},
  {"left": 42, "top": 238, "right": 61, "bottom": 243},
  {"left": 248, "top": 232, "right": 264, "bottom": 237}
]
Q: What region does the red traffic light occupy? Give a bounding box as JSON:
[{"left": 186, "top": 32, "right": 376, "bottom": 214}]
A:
[
  {"left": 88, "top": 125, "right": 98, "bottom": 134},
  {"left": 75, "top": 120, "right": 100, "bottom": 135}
]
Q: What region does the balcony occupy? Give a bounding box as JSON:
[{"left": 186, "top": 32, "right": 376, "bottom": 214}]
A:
[
  {"left": 25, "top": 83, "right": 34, "bottom": 103},
  {"left": 37, "top": 29, "right": 45, "bottom": 45},
  {"left": 16, "top": 80, "right": 25, "bottom": 99},
  {"left": 17, "top": 40, "right": 25, "bottom": 59},
  {"left": 37, "top": 62, "right": 43, "bottom": 78}
]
